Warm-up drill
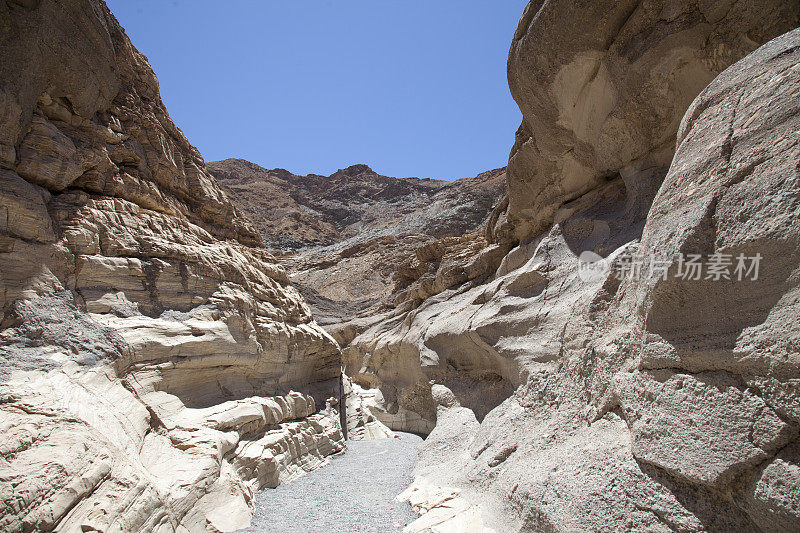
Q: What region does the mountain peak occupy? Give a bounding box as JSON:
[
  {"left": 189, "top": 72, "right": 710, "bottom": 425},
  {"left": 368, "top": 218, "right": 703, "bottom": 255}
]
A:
[{"left": 337, "top": 164, "right": 375, "bottom": 177}]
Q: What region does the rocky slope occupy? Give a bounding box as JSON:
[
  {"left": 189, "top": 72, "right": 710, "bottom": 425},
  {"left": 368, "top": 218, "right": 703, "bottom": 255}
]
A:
[
  {"left": 208, "top": 159, "right": 490, "bottom": 250},
  {"left": 337, "top": 2, "right": 800, "bottom": 531},
  {"left": 0, "top": 1, "right": 344, "bottom": 531},
  {"left": 210, "top": 159, "right": 507, "bottom": 342}
]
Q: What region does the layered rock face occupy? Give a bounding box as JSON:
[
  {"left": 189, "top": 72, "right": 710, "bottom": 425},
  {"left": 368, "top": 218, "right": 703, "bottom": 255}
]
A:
[
  {"left": 0, "top": 1, "right": 343, "bottom": 531},
  {"left": 341, "top": 2, "right": 800, "bottom": 531}
]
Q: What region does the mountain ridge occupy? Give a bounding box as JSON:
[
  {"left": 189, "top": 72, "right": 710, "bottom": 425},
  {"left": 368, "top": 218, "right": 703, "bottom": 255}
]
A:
[{"left": 209, "top": 158, "right": 505, "bottom": 250}]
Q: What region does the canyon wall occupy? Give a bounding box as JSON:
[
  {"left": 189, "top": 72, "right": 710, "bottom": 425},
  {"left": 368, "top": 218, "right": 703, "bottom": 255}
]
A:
[
  {"left": 343, "top": 1, "right": 800, "bottom": 531},
  {"left": 3, "top": 0, "right": 799, "bottom": 530},
  {"left": 0, "top": 1, "right": 343, "bottom": 531},
  {"left": 212, "top": 160, "right": 509, "bottom": 438},
  {"left": 500, "top": 0, "right": 800, "bottom": 246}
]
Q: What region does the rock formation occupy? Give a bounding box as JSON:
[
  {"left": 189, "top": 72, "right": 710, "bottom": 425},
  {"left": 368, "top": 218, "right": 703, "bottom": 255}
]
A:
[
  {"left": 4, "top": 0, "right": 800, "bottom": 530},
  {"left": 0, "top": 1, "right": 343, "bottom": 531},
  {"left": 501, "top": 0, "right": 800, "bottom": 246},
  {"left": 212, "top": 160, "right": 508, "bottom": 439},
  {"left": 338, "top": 2, "right": 800, "bottom": 531}
]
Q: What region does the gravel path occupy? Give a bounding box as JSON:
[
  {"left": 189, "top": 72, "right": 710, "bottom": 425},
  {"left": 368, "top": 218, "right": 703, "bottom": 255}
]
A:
[{"left": 242, "top": 432, "right": 423, "bottom": 533}]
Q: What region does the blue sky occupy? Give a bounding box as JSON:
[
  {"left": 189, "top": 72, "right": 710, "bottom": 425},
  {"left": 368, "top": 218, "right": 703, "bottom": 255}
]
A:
[{"left": 106, "top": 1, "right": 526, "bottom": 180}]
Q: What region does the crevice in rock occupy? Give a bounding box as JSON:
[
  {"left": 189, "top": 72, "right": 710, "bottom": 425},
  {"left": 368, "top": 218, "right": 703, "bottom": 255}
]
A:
[{"left": 634, "top": 456, "right": 765, "bottom": 532}]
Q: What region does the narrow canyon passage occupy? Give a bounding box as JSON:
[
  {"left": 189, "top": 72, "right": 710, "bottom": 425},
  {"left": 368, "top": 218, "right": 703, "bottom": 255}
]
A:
[
  {"left": 3, "top": 2, "right": 800, "bottom": 532},
  {"left": 242, "top": 433, "right": 423, "bottom": 533}
]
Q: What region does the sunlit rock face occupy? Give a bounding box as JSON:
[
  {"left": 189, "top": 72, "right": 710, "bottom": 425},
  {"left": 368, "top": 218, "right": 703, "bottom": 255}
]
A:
[
  {"left": 398, "top": 22, "right": 800, "bottom": 533},
  {"left": 500, "top": 0, "right": 800, "bottom": 245},
  {"left": 213, "top": 159, "right": 512, "bottom": 433},
  {"left": 321, "top": 2, "right": 800, "bottom": 532},
  {"left": 0, "top": 1, "right": 343, "bottom": 531},
  {"left": 617, "top": 30, "right": 800, "bottom": 530}
]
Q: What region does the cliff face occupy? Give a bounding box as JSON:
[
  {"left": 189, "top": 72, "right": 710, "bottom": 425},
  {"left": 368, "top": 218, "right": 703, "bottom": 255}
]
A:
[
  {"left": 340, "top": 2, "right": 800, "bottom": 531},
  {"left": 0, "top": 1, "right": 342, "bottom": 531},
  {"left": 499, "top": 0, "right": 800, "bottom": 246}
]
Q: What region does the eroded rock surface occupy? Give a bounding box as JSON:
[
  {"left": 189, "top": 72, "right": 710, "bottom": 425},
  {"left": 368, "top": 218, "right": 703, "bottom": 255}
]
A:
[
  {"left": 497, "top": 0, "right": 800, "bottom": 245},
  {"left": 212, "top": 161, "right": 509, "bottom": 440},
  {"left": 342, "top": 4, "right": 800, "bottom": 532},
  {"left": 0, "top": 1, "right": 343, "bottom": 531},
  {"left": 4, "top": 0, "right": 800, "bottom": 530}
]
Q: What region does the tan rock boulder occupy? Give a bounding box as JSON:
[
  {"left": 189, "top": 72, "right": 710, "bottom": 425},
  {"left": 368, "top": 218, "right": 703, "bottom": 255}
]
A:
[
  {"left": 0, "top": 362, "right": 344, "bottom": 533},
  {"left": 343, "top": 375, "right": 396, "bottom": 440}
]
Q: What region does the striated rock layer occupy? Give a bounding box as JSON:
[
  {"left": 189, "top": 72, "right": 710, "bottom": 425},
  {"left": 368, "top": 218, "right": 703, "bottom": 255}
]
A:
[
  {"left": 343, "top": 3, "right": 800, "bottom": 532},
  {"left": 0, "top": 1, "right": 343, "bottom": 531}
]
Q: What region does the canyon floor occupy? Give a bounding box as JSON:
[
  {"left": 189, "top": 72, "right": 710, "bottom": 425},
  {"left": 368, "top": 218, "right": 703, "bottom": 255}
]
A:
[{"left": 243, "top": 433, "right": 422, "bottom": 533}]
